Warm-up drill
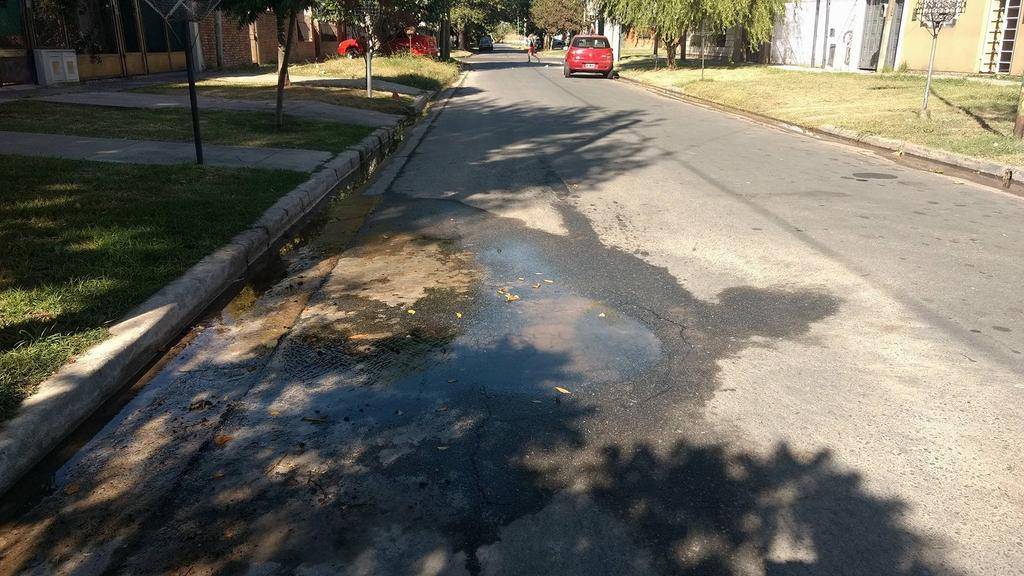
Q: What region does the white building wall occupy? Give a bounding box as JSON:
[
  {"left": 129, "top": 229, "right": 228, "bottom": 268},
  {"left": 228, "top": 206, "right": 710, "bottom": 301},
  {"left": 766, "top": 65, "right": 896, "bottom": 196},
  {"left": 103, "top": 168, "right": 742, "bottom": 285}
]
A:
[{"left": 770, "top": 0, "right": 870, "bottom": 71}]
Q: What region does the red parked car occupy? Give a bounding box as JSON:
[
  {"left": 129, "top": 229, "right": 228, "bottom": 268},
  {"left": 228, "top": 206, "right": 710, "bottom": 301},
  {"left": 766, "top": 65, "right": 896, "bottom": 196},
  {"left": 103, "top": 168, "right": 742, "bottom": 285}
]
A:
[
  {"left": 386, "top": 34, "right": 439, "bottom": 57},
  {"left": 563, "top": 35, "right": 614, "bottom": 78},
  {"left": 336, "top": 37, "right": 366, "bottom": 59}
]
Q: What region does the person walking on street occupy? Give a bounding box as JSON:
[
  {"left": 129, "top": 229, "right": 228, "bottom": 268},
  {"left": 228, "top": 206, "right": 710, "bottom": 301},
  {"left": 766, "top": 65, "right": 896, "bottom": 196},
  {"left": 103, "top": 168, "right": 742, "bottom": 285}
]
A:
[{"left": 526, "top": 34, "right": 537, "bottom": 62}]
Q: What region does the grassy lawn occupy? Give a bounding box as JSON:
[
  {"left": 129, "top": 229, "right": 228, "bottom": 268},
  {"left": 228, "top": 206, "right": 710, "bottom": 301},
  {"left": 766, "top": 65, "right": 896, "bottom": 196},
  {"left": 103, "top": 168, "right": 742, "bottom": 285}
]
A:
[
  {"left": 0, "top": 155, "right": 307, "bottom": 419},
  {"left": 291, "top": 54, "right": 460, "bottom": 91},
  {"left": 618, "top": 59, "right": 1024, "bottom": 166},
  {"left": 136, "top": 78, "right": 415, "bottom": 116},
  {"left": 0, "top": 100, "right": 372, "bottom": 153}
]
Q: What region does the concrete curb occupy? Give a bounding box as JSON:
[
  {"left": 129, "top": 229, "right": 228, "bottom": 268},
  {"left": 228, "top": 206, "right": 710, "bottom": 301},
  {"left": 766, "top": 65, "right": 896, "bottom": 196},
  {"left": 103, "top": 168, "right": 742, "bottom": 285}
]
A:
[
  {"left": 0, "top": 120, "right": 405, "bottom": 496},
  {"left": 618, "top": 75, "right": 1023, "bottom": 192}
]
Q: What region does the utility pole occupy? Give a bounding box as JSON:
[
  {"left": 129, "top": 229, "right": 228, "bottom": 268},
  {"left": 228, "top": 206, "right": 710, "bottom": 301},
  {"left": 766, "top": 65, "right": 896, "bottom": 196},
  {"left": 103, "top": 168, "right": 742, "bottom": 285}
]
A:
[
  {"left": 810, "top": 0, "right": 821, "bottom": 67},
  {"left": 820, "top": 0, "right": 831, "bottom": 68}
]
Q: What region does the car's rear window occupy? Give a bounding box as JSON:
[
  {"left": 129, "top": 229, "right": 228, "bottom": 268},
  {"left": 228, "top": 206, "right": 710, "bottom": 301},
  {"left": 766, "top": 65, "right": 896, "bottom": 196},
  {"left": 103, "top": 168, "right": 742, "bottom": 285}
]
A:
[{"left": 572, "top": 37, "right": 609, "bottom": 49}]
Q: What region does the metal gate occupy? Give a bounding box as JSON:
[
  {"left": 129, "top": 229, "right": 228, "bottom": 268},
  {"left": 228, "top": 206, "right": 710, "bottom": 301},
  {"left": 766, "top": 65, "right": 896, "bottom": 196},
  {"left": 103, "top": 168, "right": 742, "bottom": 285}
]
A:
[{"left": 859, "top": 0, "right": 887, "bottom": 69}]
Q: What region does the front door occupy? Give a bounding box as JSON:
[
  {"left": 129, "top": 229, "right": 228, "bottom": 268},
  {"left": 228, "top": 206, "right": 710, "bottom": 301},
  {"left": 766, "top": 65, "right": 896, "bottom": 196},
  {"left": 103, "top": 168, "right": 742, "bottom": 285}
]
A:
[{"left": 859, "top": 0, "right": 887, "bottom": 69}]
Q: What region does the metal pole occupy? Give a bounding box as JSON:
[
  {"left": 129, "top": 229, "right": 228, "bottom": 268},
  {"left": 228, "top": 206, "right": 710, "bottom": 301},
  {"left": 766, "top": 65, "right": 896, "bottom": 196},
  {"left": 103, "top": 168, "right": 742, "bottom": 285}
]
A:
[
  {"left": 184, "top": 21, "right": 203, "bottom": 164},
  {"left": 921, "top": 28, "right": 938, "bottom": 117}
]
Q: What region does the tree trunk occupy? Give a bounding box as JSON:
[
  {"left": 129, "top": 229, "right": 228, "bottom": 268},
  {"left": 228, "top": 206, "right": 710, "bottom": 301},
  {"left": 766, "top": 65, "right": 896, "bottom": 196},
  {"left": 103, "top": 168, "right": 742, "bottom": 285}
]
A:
[
  {"left": 312, "top": 17, "right": 321, "bottom": 61},
  {"left": 276, "top": 9, "right": 297, "bottom": 129},
  {"left": 1015, "top": 70, "right": 1024, "bottom": 138},
  {"left": 458, "top": 27, "right": 468, "bottom": 50},
  {"left": 440, "top": 9, "right": 451, "bottom": 60},
  {"left": 275, "top": 11, "right": 292, "bottom": 88},
  {"left": 653, "top": 30, "right": 659, "bottom": 70},
  {"left": 665, "top": 38, "right": 678, "bottom": 68},
  {"left": 680, "top": 29, "right": 688, "bottom": 62}
]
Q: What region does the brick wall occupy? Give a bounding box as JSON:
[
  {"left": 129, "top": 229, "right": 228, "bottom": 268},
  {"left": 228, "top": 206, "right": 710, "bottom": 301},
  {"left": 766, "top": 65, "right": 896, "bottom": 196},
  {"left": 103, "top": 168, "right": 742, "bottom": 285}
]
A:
[
  {"left": 198, "top": 10, "right": 332, "bottom": 69},
  {"left": 198, "top": 12, "right": 256, "bottom": 69}
]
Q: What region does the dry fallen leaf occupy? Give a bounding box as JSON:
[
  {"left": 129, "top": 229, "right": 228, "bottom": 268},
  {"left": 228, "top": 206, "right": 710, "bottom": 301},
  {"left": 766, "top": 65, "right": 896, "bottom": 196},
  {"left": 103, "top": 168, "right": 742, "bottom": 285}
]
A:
[
  {"left": 517, "top": 277, "right": 525, "bottom": 281},
  {"left": 505, "top": 293, "right": 521, "bottom": 302},
  {"left": 214, "top": 434, "right": 234, "bottom": 447},
  {"left": 554, "top": 387, "right": 571, "bottom": 395},
  {"left": 455, "top": 312, "right": 463, "bottom": 319},
  {"left": 598, "top": 312, "right": 606, "bottom": 318},
  {"left": 437, "top": 445, "right": 450, "bottom": 451},
  {"left": 543, "top": 279, "right": 554, "bottom": 284},
  {"left": 407, "top": 309, "right": 416, "bottom": 315},
  {"left": 532, "top": 283, "right": 541, "bottom": 289}
]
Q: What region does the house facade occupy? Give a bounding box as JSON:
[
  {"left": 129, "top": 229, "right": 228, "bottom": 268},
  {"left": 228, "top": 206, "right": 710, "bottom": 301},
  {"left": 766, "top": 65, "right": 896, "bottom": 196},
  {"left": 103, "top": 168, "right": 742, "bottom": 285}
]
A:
[
  {"left": 0, "top": 0, "right": 347, "bottom": 86},
  {"left": 770, "top": 0, "right": 907, "bottom": 71},
  {"left": 898, "top": 0, "right": 1023, "bottom": 74}
]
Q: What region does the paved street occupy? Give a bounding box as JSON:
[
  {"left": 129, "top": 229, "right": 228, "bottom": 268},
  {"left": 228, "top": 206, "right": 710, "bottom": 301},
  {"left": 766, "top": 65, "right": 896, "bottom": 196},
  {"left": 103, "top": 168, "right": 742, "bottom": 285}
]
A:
[{"left": 2, "top": 47, "right": 1023, "bottom": 575}]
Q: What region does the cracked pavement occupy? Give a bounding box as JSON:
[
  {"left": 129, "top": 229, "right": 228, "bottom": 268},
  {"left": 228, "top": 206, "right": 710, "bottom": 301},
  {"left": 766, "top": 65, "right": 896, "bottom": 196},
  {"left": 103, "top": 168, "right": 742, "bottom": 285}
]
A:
[{"left": 1, "top": 48, "right": 1023, "bottom": 576}]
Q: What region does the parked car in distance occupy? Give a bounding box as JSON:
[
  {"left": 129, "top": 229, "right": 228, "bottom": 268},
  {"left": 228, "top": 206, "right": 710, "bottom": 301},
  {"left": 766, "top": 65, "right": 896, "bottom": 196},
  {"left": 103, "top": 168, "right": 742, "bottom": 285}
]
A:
[
  {"left": 551, "top": 35, "right": 566, "bottom": 49},
  {"left": 336, "top": 37, "right": 366, "bottom": 59},
  {"left": 479, "top": 35, "right": 494, "bottom": 51},
  {"left": 563, "top": 35, "right": 613, "bottom": 78},
  {"left": 385, "top": 33, "right": 439, "bottom": 57}
]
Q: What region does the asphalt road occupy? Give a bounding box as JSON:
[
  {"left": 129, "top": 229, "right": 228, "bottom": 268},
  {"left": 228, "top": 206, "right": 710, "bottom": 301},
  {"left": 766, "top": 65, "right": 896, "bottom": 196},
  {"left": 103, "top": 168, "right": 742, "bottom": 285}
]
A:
[{"left": 2, "top": 48, "right": 1022, "bottom": 575}]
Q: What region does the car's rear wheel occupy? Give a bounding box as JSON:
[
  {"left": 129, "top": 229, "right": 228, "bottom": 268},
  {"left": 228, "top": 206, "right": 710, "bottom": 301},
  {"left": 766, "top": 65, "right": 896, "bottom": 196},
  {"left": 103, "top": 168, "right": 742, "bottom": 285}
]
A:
[
  {"left": 601, "top": 70, "right": 611, "bottom": 78},
  {"left": 563, "top": 65, "right": 571, "bottom": 78}
]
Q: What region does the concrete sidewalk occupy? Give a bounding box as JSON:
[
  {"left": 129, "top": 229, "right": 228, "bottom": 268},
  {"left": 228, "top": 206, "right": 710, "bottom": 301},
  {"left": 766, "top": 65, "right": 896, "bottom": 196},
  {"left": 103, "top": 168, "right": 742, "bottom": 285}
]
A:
[
  {"left": 205, "top": 73, "right": 429, "bottom": 96},
  {"left": 0, "top": 130, "right": 332, "bottom": 171},
  {"left": 35, "top": 91, "right": 405, "bottom": 128}
]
